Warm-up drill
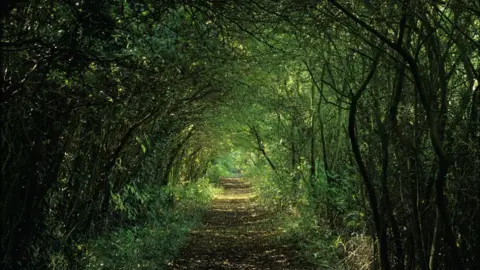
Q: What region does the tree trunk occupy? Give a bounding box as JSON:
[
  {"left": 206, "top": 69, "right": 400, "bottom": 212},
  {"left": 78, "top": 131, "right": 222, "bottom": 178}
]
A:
[{"left": 347, "top": 54, "right": 390, "bottom": 269}]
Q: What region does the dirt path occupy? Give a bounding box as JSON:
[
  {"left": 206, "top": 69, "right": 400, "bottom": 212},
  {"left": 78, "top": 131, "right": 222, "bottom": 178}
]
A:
[{"left": 170, "top": 178, "right": 309, "bottom": 269}]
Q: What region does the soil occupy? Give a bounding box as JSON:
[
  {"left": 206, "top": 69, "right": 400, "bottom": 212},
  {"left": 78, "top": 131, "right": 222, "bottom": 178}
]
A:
[{"left": 170, "top": 178, "right": 312, "bottom": 269}]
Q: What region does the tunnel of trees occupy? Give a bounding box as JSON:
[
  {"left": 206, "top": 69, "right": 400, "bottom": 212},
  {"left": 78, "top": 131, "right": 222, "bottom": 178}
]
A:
[{"left": 1, "top": 0, "right": 479, "bottom": 269}]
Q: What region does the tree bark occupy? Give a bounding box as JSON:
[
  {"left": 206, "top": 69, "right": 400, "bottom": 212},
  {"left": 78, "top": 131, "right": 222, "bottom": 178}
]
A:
[{"left": 347, "top": 53, "right": 390, "bottom": 269}]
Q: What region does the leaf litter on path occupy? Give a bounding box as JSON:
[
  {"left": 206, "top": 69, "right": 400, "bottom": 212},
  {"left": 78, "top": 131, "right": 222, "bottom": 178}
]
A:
[{"left": 170, "top": 178, "right": 312, "bottom": 269}]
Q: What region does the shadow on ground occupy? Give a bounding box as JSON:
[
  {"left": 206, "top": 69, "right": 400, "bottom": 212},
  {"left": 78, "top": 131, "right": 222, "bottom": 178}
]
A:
[{"left": 170, "top": 178, "right": 311, "bottom": 269}]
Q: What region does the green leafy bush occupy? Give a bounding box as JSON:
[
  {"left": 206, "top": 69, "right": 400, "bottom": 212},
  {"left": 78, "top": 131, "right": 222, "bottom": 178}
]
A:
[
  {"left": 250, "top": 166, "right": 369, "bottom": 269},
  {"left": 205, "top": 164, "right": 229, "bottom": 184},
  {"left": 205, "top": 154, "right": 240, "bottom": 183},
  {"left": 83, "top": 179, "right": 219, "bottom": 269}
]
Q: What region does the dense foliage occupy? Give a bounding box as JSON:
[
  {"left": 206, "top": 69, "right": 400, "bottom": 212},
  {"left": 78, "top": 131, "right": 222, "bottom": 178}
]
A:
[{"left": 1, "top": 0, "right": 479, "bottom": 269}]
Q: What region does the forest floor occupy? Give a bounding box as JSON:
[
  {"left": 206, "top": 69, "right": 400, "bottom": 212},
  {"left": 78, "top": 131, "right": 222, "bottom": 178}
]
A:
[{"left": 170, "top": 178, "right": 311, "bottom": 269}]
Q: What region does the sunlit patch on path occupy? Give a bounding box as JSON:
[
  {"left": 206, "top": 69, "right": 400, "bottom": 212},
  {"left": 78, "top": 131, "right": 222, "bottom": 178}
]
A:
[{"left": 170, "top": 178, "right": 308, "bottom": 269}]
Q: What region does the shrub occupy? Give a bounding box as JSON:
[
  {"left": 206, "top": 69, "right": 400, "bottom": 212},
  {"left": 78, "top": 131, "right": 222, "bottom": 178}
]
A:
[
  {"left": 251, "top": 165, "right": 370, "bottom": 269},
  {"left": 83, "top": 179, "right": 219, "bottom": 269}
]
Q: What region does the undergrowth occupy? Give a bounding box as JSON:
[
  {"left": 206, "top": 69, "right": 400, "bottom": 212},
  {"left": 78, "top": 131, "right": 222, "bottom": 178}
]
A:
[
  {"left": 79, "top": 178, "right": 220, "bottom": 270},
  {"left": 248, "top": 167, "right": 373, "bottom": 270}
]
